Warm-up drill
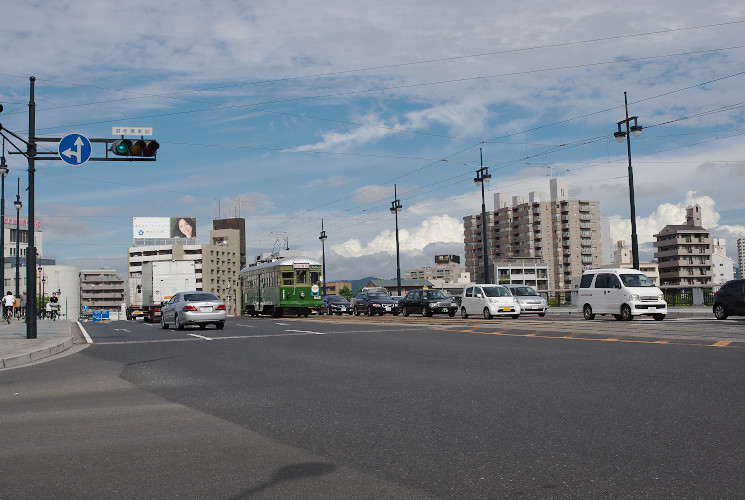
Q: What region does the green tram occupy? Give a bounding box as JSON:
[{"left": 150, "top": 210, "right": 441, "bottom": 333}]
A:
[{"left": 240, "top": 257, "right": 322, "bottom": 317}]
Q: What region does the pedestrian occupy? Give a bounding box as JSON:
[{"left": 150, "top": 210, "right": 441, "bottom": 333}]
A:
[
  {"left": 49, "top": 292, "right": 59, "bottom": 320},
  {"left": 19, "top": 291, "right": 26, "bottom": 320},
  {"left": 13, "top": 294, "right": 21, "bottom": 319}
]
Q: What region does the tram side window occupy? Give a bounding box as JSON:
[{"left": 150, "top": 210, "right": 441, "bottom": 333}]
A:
[
  {"left": 310, "top": 271, "right": 320, "bottom": 283},
  {"left": 296, "top": 270, "right": 307, "bottom": 284},
  {"left": 282, "top": 271, "right": 294, "bottom": 285}
]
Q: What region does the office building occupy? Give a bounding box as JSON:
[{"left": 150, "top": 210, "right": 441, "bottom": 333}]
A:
[{"left": 80, "top": 268, "right": 125, "bottom": 318}]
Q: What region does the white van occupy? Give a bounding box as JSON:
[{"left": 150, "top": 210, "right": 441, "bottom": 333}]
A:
[
  {"left": 460, "top": 284, "right": 521, "bottom": 319},
  {"left": 577, "top": 268, "right": 667, "bottom": 321}
]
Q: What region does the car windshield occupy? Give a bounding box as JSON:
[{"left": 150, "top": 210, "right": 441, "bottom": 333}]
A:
[
  {"left": 619, "top": 274, "right": 656, "bottom": 287},
  {"left": 423, "top": 290, "right": 446, "bottom": 299},
  {"left": 368, "top": 292, "right": 390, "bottom": 300},
  {"left": 512, "top": 287, "right": 537, "bottom": 296},
  {"left": 483, "top": 287, "right": 509, "bottom": 297},
  {"left": 184, "top": 293, "right": 219, "bottom": 302},
  {"left": 327, "top": 296, "right": 348, "bottom": 303}
]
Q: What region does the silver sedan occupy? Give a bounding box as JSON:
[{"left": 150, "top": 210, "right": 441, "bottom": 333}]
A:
[{"left": 161, "top": 291, "right": 226, "bottom": 330}]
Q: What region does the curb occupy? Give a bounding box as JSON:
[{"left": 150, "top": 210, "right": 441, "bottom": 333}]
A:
[{"left": 1, "top": 337, "right": 74, "bottom": 369}]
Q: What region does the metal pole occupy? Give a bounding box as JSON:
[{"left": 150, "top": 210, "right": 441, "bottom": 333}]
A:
[
  {"left": 1, "top": 169, "right": 5, "bottom": 298},
  {"left": 15, "top": 179, "right": 20, "bottom": 298},
  {"left": 393, "top": 185, "right": 401, "bottom": 296},
  {"left": 480, "top": 149, "right": 490, "bottom": 284},
  {"left": 319, "top": 219, "right": 327, "bottom": 296},
  {"left": 624, "top": 92, "right": 640, "bottom": 270},
  {"left": 26, "top": 76, "right": 37, "bottom": 338}
]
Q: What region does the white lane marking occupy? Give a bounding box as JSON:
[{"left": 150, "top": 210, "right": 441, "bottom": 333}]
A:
[
  {"left": 188, "top": 334, "right": 213, "bottom": 341},
  {"left": 77, "top": 321, "right": 93, "bottom": 344},
  {"left": 113, "top": 328, "right": 131, "bottom": 333},
  {"left": 285, "top": 329, "right": 326, "bottom": 335},
  {"left": 235, "top": 323, "right": 256, "bottom": 328},
  {"left": 276, "top": 322, "right": 289, "bottom": 326}
]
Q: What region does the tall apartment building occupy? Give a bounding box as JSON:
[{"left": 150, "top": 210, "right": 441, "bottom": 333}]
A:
[
  {"left": 738, "top": 238, "right": 745, "bottom": 279},
  {"left": 80, "top": 268, "right": 125, "bottom": 318},
  {"left": 464, "top": 178, "right": 602, "bottom": 289},
  {"left": 653, "top": 204, "right": 712, "bottom": 286},
  {"left": 128, "top": 218, "right": 243, "bottom": 315}
]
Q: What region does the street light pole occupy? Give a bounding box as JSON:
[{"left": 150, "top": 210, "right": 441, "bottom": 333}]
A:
[
  {"left": 26, "top": 77, "right": 37, "bottom": 338},
  {"left": 319, "top": 219, "right": 327, "bottom": 296},
  {"left": 474, "top": 149, "right": 491, "bottom": 284},
  {"left": 14, "top": 179, "right": 22, "bottom": 298},
  {"left": 614, "top": 92, "right": 643, "bottom": 270},
  {"left": 390, "top": 185, "right": 403, "bottom": 296},
  {"left": 0, "top": 148, "right": 8, "bottom": 298}
]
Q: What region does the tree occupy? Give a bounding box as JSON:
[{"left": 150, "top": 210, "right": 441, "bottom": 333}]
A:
[{"left": 339, "top": 286, "right": 354, "bottom": 301}]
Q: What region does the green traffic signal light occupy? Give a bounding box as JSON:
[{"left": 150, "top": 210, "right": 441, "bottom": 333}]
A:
[
  {"left": 111, "top": 139, "right": 132, "bottom": 156},
  {"left": 110, "top": 138, "right": 158, "bottom": 157}
]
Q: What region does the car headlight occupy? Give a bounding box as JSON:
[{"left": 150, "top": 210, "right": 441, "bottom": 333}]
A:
[
  {"left": 628, "top": 294, "right": 639, "bottom": 301},
  {"left": 371, "top": 303, "right": 380, "bottom": 307},
  {"left": 658, "top": 295, "right": 665, "bottom": 301}
]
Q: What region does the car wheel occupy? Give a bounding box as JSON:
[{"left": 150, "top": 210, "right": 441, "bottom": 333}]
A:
[
  {"left": 653, "top": 314, "right": 665, "bottom": 321},
  {"left": 160, "top": 314, "right": 168, "bottom": 329},
  {"left": 483, "top": 307, "right": 492, "bottom": 320},
  {"left": 538, "top": 313, "right": 545, "bottom": 317},
  {"left": 713, "top": 304, "right": 728, "bottom": 320},
  {"left": 448, "top": 310, "right": 456, "bottom": 317},
  {"left": 511, "top": 315, "right": 520, "bottom": 319},
  {"left": 215, "top": 322, "right": 224, "bottom": 330},
  {"left": 354, "top": 307, "right": 360, "bottom": 316},
  {"left": 621, "top": 304, "right": 634, "bottom": 321},
  {"left": 175, "top": 314, "right": 185, "bottom": 330},
  {"left": 583, "top": 305, "right": 595, "bottom": 320},
  {"left": 461, "top": 307, "right": 468, "bottom": 319},
  {"left": 402, "top": 307, "right": 410, "bottom": 317},
  {"left": 421, "top": 307, "right": 430, "bottom": 317},
  {"left": 613, "top": 314, "right": 623, "bottom": 321},
  {"left": 367, "top": 307, "right": 374, "bottom": 316}
]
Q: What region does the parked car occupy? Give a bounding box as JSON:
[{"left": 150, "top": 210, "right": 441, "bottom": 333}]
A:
[
  {"left": 712, "top": 279, "right": 745, "bottom": 320},
  {"left": 577, "top": 268, "right": 666, "bottom": 321},
  {"left": 502, "top": 284, "right": 548, "bottom": 317},
  {"left": 321, "top": 294, "right": 351, "bottom": 315},
  {"left": 351, "top": 290, "right": 400, "bottom": 316},
  {"left": 161, "top": 291, "right": 226, "bottom": 330},
  {"left": 460, "top": 284, "right": 520, "bottom": 319},
  {"left": 400, "top": 289, "right": 457, "bottom": 317}
]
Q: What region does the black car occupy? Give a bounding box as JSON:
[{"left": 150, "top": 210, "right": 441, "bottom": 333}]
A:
[
  {"left": 400, "top": 289, "right": 457, "bottom": 317},
  {"left": 351, "top": 291, "right": 400, "bottom": 316},
  {"left": 321, "top": 295, "right": 351, "bottom": 315},
  {"left": 713, "top": 279, "right": 745, "bottom": 320}
]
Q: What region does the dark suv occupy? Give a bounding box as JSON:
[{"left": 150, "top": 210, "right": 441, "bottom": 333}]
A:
[
  {"left": 400, "top": 289, "right": 457, "bottom": 317},
  {"left": 351, "top": 291, "right": 400, "bottom": 316},
  {"left": 713, "top": 279, "right": 745, "bottom": 320}
]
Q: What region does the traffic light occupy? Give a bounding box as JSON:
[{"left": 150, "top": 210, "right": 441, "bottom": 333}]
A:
[{"left": 110, "top": 138, "right": 159, "bottom": 157}]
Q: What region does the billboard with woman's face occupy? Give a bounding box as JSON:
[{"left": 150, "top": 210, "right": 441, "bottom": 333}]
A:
[{"left": 133, "top": 217, "right": 197, "bottom": 239}]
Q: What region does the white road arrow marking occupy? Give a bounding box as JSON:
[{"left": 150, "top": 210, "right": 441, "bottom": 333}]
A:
[
  {"left": 285, "top": 329, "right": 326, "bottom": 335},
  {"left": 113, "top": 328, "right": 131, "bottom": 333},
  {"left": 188, "top": 333, "right": 213, "bottom": 340}
]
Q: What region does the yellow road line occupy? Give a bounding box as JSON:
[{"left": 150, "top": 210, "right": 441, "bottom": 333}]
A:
[{"left": 710, "top": 340, "right": 732, "bottom": 347}]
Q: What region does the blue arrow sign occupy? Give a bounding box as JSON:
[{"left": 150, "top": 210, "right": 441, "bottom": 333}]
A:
[{"left": 58, "top": 133, "right": 92, "bottom": 165}]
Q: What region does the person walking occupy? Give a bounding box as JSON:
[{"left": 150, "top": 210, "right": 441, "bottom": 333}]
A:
[
  {"left": 19, "top": 291, "right": 26, "bottom": 320},
  {"left": 13, "top": 294, "right": 21, "bottom": 319},
  {"left": 3, "top": 291, "right": 15, "bottom": 323}
]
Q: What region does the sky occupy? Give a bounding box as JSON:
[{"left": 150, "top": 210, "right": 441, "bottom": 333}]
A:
[{"left": 1, "top": 0, "right": 743, "bottom": 282}]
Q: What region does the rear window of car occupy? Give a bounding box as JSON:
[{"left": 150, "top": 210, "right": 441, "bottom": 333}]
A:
[{"left": 184, "top": 293, "right": 218, "bottom": 301}]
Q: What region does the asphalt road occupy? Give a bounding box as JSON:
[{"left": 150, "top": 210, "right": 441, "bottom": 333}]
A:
[{"left": 1, "top": 315, "right": 743, "bottom": 499}]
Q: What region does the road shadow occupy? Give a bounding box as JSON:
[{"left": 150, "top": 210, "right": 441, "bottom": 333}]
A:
[{"left": 232, "top": 461, "right": 337, "bottom": 499}]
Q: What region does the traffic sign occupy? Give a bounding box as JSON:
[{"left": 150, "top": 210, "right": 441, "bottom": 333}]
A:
[{"left": 58, "top": 133, "right": 92, "bottom": 165}]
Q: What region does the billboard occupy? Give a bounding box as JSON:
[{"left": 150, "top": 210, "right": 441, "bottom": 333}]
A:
[{"left": 133, "top": 217, "right": 197, "bottom": 239}]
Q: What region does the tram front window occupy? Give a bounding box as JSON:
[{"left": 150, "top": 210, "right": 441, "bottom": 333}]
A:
[
  {"left": 310, "top": 271, "right": 320, "bottom": 283},
  {"left": 296, "top": 270, "right": 307, "bottom": 284}
]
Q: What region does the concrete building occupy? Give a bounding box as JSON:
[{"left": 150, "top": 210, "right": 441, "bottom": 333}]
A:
[
  {"left": 364, "top": 278, "right": 433, "bottom": 296},
  {"left": 737, "top": 237, "right": 745, "bottom": 279},
  {"left": 405, "top": 254, "right": 470, "bottom": 285},
  {"left": 128, "top": 226, "right": 242, "bottom": 316},
  {"left": 464, "top": 178, "right": 602, "bottom": 290},
  {"left": 323, "top": 281, "right": 353, "bottom": 295},
  {"left": 80, "top": 268, "right": 125, "bottom": 319},
  {"left": 493, "top": 258, "right": 550, "bottom": 290},
  {"left": 653, "top": 204, "right": 712, "bottom": 286},
  {"left": 711, "top": 238, "right": 735, "bottom": 285}
]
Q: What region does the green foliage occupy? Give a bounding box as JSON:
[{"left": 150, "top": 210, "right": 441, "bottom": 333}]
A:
[{"left": 339, "top": 286, "right": 355, "bottom": 301}]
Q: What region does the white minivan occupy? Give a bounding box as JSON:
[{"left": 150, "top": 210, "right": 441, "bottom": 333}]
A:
[
  {"left": 460, "top": 284, "right": 521, "bottom": 319},
  {"left": 577, "top": 268, "right": 667, "bottom": 321}
]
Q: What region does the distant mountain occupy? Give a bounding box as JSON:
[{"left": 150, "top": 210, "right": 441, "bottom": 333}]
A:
[{"left": 350, "top": 277, "right": 380, "bottom": 293}]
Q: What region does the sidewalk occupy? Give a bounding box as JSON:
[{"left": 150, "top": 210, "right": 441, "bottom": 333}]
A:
[{"left": 0, "top": 319, "right": 82, "bottom": 370}]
